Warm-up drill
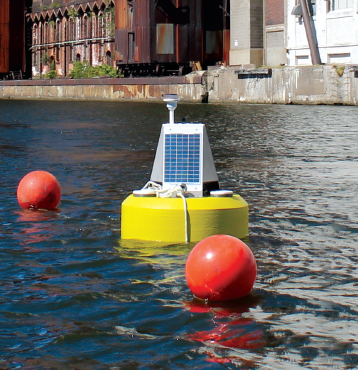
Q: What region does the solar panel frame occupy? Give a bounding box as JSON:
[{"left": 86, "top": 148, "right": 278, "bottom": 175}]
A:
[{"left": 162, "top": 124, "right": 204, "bottom": 194}]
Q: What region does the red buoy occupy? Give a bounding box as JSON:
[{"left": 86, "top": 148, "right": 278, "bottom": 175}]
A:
[
  {"left": 17, "top": 171, "right": 61, "bottom": 210},
  {"left": 185, "top": 235, "right": 257, "bottom": 301}
]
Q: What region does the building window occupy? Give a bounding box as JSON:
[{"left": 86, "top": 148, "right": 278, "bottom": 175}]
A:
[
  {"left": 33, "top": 24, "right": 38, "bottom": 46},
  {"left": 69, "top": 18, "right": 75, "bottom": 41},
  {"left": 56, "top": 19, "right": 61, "bottom": 62},
  {"left": 93, "top": 14, "right": 98, "bottom": 38},
  {"left": 83, "top": 15, "right": 88, "bottom": 40},
  {"left": 86, "top": 14, "right": 91, "bottom": 39},
  {"left": 296, "top": 55, "right": 309, "bottom": 65},
  {"left": 56, "top": 19, "right": 61, "bottom": 43},
  {"left": 44, "top": 23, "right": 48, "bottom": 45},
  {"left": 98, "top": 13, "right": 105, "bottom": 38},
  {"left": 332, "top": 0, "right": 353, "bottom": 10},
  {"left": 50, "top": 56, "right": 55, "bottom": 70},
  {"left": 106, "top": 51, "right": 111, "bottom": 65},
  {"left": 328, "top": 53, "right": 351, "bottom": 63},
  {"left": 40, "top": 23, "right": 43, "bottom": 45},
  {"left": 106, "top": 10, "right": 112, "bottom": 37}
]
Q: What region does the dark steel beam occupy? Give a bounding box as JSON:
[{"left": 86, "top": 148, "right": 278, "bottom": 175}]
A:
[{"left": 299, "top": 0, "right": 321, "bottom": 65}]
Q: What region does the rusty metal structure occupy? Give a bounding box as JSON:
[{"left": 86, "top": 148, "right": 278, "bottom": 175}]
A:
[
  {"left": 28, "top": 0, "right": 116, "bottom": 78},
  {"left": 1, "top": 0, "right": 230, "bottom": 79},
  {"left": 0, "top": 0, "right": 28, "bottom": 79},
  {"left": 115, "top": 0, "right": 230, "bottom": 76}
]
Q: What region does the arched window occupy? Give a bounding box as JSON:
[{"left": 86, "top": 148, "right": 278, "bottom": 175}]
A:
[
  {"left": 106, "top": 51, "right": 111, "bottom": 65},
  {"left": 33, "top": 24, "right": 38, "bottom": 66},
  {"left": 83, "top": 14, "right": 88, "bottom": 40},
  {"left": 82, "top": 14, "right": 87, "bottom": 61},
  {"left": 87, "top": 13, "right": 92, "bottom": 39},
  {"left": 69, "top": 17, "right": 75, "bottom": 41},
  {"left": 44, "top": 22, "right": 48, "bottom": 45},
  {"left": 76, "top": 53, "right": 81, "bottom": 62},
  {"left": 106, "top": 6, "right": 114, "bottom": 37},
  {"left": 48, "top": 19, "right": 55, "bottom": 44},
  {"left": 92, "top": 8, "right": 98, "bottom": 38},
  {"left": 69, "top": 16, "right": 75, "bottom": 62},
  {"left": 55, "top": 19, "right": 61, "bottom": 62},
  {"left": 50, "top": 56, "right": 55, "bottom": 70},
  {"left": 39, "top": 22, "right": 43, "bottom": 45},
  {"left": 56, "top": 18, "right": 61, "bottom": 43},
  {"left": 98, "top": 12, "right": 104, "bottom": 38},
  {"left": 33, "top": 23, "right": 38, "bottom": 45}
]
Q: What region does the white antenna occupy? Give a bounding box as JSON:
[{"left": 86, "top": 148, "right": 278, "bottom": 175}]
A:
[{"left": 163, "top": 94, "right": 179, "bottom": 125}]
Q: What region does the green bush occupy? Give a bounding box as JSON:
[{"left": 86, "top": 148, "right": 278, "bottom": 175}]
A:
[
  {"left": 69, "top": 61, "right": 120, "bottom": 79},
  {"left": 45, "top": 69, "right": 58, "bottom": 79},
  {"left": 94, "top": 64, "right": 117, "bottom": 78},
  {"left": 45, "top": 61, "right": 57, "bottom": 79},
  {"left": 68, "top": 61, "right": 92, "bottom": 79}
]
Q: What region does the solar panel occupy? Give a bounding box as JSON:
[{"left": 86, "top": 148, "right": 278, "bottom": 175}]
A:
[
  {"left": 164, "top": 133, "right": 201, "bottom": 184},
  {"left": 149, "top": 95, "right": 219, "bottom": 197}
]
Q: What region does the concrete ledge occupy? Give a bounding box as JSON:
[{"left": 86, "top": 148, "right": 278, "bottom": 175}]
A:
[
  {"left": 2, "top": 66, "right": 358, "bottom": 105},
  {"left": 0, "top": 75, "right": 204, "bottom": 102},
  {"left": 0, "top": 75, "right": 202, "bottom": 86},
  {"left": 204, "top": 65, "right": 358, "bottom": 105}
]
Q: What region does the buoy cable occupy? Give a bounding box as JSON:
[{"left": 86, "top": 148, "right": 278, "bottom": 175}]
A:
[
  {"left": 177, "top": 192, "right": 188, "bottom": 243},
  {"left": 141, "top": 181, "right": 189, "bottom": 243}
]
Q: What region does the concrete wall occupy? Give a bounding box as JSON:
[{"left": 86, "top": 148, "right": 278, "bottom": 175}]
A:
[
  {"left": 0, "top": 75, "right": 203, "bottom": 102},
  {"left": 204, "top": 65, "right": 358, "bottom": 105},
  {"left": 2, "top": 66, "right": 358, "bottom": 105}
]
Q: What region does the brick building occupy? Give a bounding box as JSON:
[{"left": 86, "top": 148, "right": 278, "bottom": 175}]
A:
[
  {"left": 28, "top": 0, "right": 115, "bottom": 77},
  {"left": 264, "top": 0, "right": 286, "bottom": 66}
]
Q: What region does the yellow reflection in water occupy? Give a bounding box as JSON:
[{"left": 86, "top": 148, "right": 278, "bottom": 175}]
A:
[{"left": 115, "top": 238, "right": 193, "bottom": 267}]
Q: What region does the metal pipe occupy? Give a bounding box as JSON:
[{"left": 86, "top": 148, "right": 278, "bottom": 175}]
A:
[
  {"left": 30, "top": 36, "right": 114, "bottom": 49},
  {"left": 299, "top": 0, "right": 321, "bottom": 65}
]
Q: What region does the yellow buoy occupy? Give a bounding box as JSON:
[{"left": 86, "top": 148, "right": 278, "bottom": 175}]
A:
[
  {"left": 121, "top": 194, "right": 248, "bottom": 243},
  {"left": 120, "top": 94, "right": 249, "bottom": 243}
]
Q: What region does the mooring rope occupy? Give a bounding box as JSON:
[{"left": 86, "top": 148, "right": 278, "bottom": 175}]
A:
[{"left": 142, "top": 181, "right": 189, "bottom": 243}]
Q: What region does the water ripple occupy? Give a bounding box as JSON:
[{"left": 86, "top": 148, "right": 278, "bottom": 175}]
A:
[{"left": 1, "top": 101, "right": 358, "bottom": 368}]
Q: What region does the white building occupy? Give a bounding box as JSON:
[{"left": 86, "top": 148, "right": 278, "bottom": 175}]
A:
[{"left": 287, "top": 0, "right": 358, "bottom": 65}]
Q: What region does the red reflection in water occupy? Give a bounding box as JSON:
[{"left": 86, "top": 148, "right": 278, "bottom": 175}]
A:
[
  {"left": 185, "top": 296, "right": 265, "bottom": 364},
  {"left": 15, "top": 209, "right": 59, "bottom": 246},
  {"left": 16, "top": 209, "right": 55, "bottom": 222}
]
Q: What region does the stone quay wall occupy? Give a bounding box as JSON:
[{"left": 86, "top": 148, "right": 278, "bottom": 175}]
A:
[
  {"left": 205, "top": 65, "right": 358, "bottom": 105},
  {"left": 0, "top": 75, "right": 203, "bottom": 102},
  {"left": 1, "top": 65, "right": 358, "bottom": 105}
]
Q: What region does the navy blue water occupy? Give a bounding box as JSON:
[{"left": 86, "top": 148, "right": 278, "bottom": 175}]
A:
[{"left": 1, "top": 100, "right": 358, "bottom": 369}]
